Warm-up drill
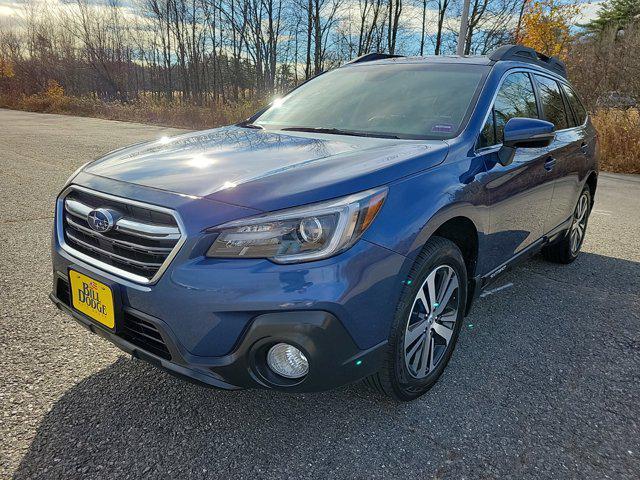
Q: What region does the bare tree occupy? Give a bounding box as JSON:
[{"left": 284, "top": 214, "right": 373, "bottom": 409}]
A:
[
  {"left": 387, "top": 0, "right": 402, "bottom": 54},
  {"left": 0, "top": 0, "right": 536, "bottom": 108},
  {"left": 434, "top": 0, "right": 450, "bottom": 54}
]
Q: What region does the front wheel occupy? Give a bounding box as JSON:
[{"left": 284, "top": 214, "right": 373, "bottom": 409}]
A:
[
  {"left": 543, "top": 187, "right": 592, "bottom": 264},
  {"left": 365, "top": 237, "right": 467, "bottom": 401}
]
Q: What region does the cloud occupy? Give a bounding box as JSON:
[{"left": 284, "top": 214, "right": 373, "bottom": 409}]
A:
[
  {"left": 0, "top": 0, "right": 144, "bottom": 27},
  {"left": 401, "top": 5, "right": 461, "bottom": 36},
  {"left": 0, "top": 1, "right": 22, "bottom": 19},
  {"left": 576, "top": 0, "right": 605, "bottom": 25}
]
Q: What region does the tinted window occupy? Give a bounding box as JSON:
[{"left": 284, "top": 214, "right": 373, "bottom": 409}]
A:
[
  {"left": 255, "top": 64, "right": 487, "bottom": 140},
  {"left": 535, "top": 75, "right": 569, "bottom": 130},
  {"left": 562, "top": 84, "right": 587, "bottom": 126},
  {"left": 478, "top": 110, "right": 496, "bottom": 148},
  {"left": 494, "top": 72, "right": 538, "bottom": 142},
  {"left": 479, "top": 72, "right": 538, "bottom": 147}
]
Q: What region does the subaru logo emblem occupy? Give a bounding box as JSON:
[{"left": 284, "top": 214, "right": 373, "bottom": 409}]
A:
[{"left": 87, "top": 208, "right": 115, "bottom": 233}]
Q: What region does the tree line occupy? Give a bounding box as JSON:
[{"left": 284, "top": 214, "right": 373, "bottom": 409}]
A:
[
  {"left": 0, "top": 0, "right": 533, "bottom": 104},
  {"left": 0, "top": 0, "right": 638, "bottom": 109}
]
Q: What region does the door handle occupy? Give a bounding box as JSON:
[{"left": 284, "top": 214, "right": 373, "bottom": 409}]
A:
[
  {"left": 581, "top": 142, "right": 589, "bottom": 154},
  {"left": 544, "top": 157, "right": 556, "bottom": 171}
]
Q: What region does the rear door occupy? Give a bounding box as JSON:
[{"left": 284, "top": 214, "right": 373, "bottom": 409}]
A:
[
  {"left": 532, "top": 74, "right": 586, "bottom": 232},
  {"left": 558, "top": 83, "right": 593, "bottom": 222},
  {"left": 476, "top": 70, "right": 556, "bottom": 271}
]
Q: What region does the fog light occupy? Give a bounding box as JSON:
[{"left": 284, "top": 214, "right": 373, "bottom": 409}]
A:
[{"left": 267, "top": 343, "right": 309, "bottom": 379}]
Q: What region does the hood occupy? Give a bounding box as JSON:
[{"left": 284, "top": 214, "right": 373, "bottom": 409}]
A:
[{"left": 86, "top": 126, "right": 449, "bottom": 211}]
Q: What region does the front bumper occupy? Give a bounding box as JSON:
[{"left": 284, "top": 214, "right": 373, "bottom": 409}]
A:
[
  {"left": 50, "top": 286, "right": 387, "bottom": 391},
  {"left": 51, "top": 177, "right": 408, "bottom": 391}
]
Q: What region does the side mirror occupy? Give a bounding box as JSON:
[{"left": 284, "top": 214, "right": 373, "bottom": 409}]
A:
[{"left": 498, "top": 117, "right": 555, "bottom": 166}]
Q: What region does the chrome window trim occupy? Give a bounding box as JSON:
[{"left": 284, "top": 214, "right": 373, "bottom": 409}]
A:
[
  {"left": 475, "top": 67, "right": 588, "bottom": 154},
  {"left": 56, "top": 185, "right": 187, "bottom": 285}
]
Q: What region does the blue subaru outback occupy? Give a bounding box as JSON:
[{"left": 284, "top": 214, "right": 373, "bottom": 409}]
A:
[{"left": 51, "top": 45, "right": 598, "bottom": 400}]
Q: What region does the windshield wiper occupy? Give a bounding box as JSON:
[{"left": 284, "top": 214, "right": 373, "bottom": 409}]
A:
[
  {"left": 281, "top": 126, "right": 400, "bottom": 139},
  {"left": 237, "top": 121, "right": 264, "bottom": 129}
]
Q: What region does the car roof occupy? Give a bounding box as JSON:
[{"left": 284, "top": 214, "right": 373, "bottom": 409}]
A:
[
  {"left": 346, "top": 55, "right": 494, "bottom": 67},
  {"left": 344, "top": 46, "right": 568, "bottom": 80},
  {"left": 343, "top": 55, "right": 572, "bottom": 87}
]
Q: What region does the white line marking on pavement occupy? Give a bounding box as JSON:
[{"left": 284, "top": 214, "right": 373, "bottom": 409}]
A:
[
  {"left": 480, "top": 283, "right": 514, "bottom": 298},
  {"left": 592, "top": 210, "right": 612, "bottom": 216}
]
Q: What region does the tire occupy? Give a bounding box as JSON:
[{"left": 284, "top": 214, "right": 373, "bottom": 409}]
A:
[
  {"left": 365, "top": 236, "right": 467, "bottom": 401},
  {"left": 542, "top": 187, "right": 592, "bottom": 264}
]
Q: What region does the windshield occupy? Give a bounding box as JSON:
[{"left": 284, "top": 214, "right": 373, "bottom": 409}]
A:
[{"left": 254, "top": 63, "right": 487, "bottom": 140}]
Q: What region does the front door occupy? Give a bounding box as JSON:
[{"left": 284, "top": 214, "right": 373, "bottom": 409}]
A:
[{"left": 475, "top": 71, "right": 556, "bottom": 271}]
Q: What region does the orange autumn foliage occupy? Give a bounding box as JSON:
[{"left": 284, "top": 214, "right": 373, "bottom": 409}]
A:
[
  {"left": 519, "top": 0, "right": 581, "bottom": 58},
  {"left": 0, "top": 56, "right": 14, "bottom": 78}
]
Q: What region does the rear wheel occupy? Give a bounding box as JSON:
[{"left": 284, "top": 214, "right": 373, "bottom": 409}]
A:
[
  {"left": 543, "top": 187, "right": 591, "bottom": 264},
  {"left": 365, "top": 237, "right": 467, "bottom": 401}
]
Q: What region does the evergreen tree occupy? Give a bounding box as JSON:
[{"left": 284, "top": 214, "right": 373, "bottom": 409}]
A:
[{"left": 585, "top": 0, "right": 640, "bottom": 33}]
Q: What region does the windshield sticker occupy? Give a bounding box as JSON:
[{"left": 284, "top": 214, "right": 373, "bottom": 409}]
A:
[{"left": 431, "top": 124, "right": 454, "bottom": 133}]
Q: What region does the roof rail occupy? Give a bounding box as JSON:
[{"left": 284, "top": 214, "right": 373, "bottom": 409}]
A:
[
  {"left": 489, "top": 44, "right": 567, "bottom": 78},
  {"left": 346, "top": 53, "right": 405, "bottom": 65}
]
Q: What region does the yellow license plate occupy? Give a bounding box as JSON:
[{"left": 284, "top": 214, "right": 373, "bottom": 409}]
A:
[{"left": 69, "top": 270, "right": 115, "bottom": 329}]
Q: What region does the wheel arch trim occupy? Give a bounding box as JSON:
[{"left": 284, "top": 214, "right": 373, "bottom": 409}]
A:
[{"left": 406, "top": 203, "right": 485, "bottom": 266}]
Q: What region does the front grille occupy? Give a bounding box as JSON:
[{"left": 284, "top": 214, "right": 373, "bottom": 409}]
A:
[
  {"left": 60, "top": 187, "right": 183, "bottom": 283},
  {"left": 121, "top": 311, "right": 172, "bottom": 360}
]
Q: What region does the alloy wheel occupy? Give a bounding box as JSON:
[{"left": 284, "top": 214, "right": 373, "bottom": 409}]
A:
[
  {"left": 569, "top": 193, "right": 589, "bottom": 254},
  {"left": 404, "top": 265, "right": 460, "bottom": 379}
]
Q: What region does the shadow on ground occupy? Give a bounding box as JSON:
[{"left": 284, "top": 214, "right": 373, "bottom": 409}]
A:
[{"left": 14, "top": 252, "right": 640, "bottom": 479}]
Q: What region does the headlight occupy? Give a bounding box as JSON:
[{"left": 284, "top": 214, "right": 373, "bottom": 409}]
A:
[{"left": 206, "top": 187, "right": 387, "bottom": 263}]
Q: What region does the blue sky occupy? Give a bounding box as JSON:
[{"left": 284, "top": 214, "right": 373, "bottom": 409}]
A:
[{"left": 0, "top": 0, "right": 606, "bottom": 37}]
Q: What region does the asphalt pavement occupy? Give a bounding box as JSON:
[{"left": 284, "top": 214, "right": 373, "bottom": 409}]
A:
[{"left": 1, "top": 109, "right": 638, "bottom": 479}]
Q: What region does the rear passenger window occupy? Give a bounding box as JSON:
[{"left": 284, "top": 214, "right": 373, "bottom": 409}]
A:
[
  {"left": 478, "top": 72, "right": 538, "bottom": 148},
  {"left": 562, "top": 84, "right": 587, "bottom": 126},
  {"left": 534, "top": 75, "right": 569, "bottom": 130}
]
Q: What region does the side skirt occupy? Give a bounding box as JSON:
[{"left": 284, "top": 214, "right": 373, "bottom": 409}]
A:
[
  {"left": 471, "top": 215, "right": 574, "bottom": 303},
  {"left": 479, "top": 238, "right": 546, "bottom": 292},
  {"left": 480, "top": 216, "right": 574, "bottom": 290},
  {"left": 464, "top": 216, "right": 575, "bottom": 316}
]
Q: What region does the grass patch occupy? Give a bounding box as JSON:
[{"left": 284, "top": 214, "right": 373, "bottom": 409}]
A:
[
  {"left": 0, "top": 88, "right": 262, "bottom": 130},
  {"left": 591, "top": 108, "right": 640, "bottom": 175}
]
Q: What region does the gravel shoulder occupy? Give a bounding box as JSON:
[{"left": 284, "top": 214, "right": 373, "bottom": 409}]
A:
[{"left": 1, "top": 109, "right": 638, "bottom": 479}]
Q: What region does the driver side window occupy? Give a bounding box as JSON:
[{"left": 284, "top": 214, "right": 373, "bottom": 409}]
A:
[{"left": 478, "top": 72, "right": 539, "bottom": 149}]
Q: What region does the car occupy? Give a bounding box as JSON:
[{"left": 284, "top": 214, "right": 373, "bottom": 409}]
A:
[
  {"left": 50, "top": 44, "right": 598, "bottom": 401},
  {"left": 596, "top": 91, "right": 637, "bottom": 109}
]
